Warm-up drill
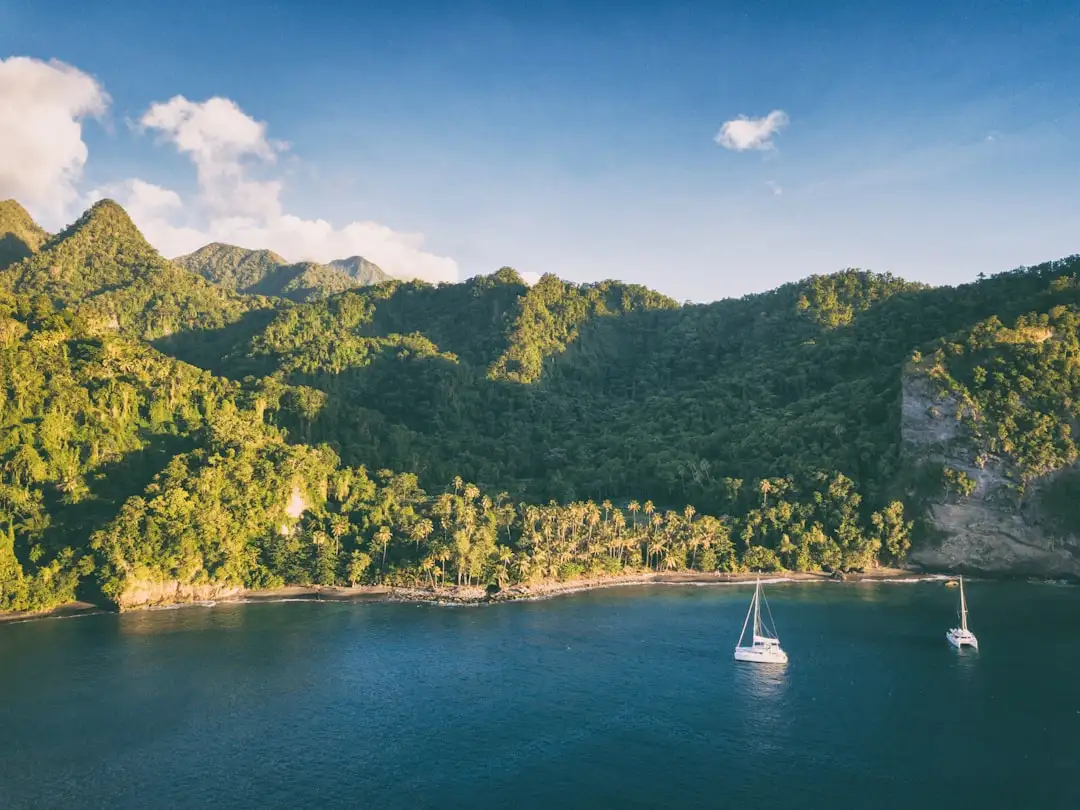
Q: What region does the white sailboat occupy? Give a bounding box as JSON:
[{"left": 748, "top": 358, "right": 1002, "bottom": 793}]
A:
[
  {"left": 945, "top": 575, "right": 979, "bottom": 650},
  {"left": 734, "top": 578, "right": 788, "bottom": 664}
]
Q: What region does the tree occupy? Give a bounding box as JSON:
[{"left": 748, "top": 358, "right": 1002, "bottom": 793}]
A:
[{"left": 348, "top": 551, "right": 372, "bottom": 586}]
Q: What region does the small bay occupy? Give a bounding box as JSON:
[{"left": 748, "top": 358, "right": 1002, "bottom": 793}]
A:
[{"left": 2, "top": 581, "right": 1078, "bottom": 809}]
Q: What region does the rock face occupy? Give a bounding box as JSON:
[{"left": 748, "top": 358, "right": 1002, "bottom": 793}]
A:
[
  {"left": 902, "top": 371, "right": 1080, "bottom": 577},
  {"left": 115, "top": 579, "right": 245, "bottom": 611}
]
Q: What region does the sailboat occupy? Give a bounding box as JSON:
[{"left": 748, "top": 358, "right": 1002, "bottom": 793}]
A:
[
  {"left": 945, "top": 575, "right": 979, "bottom": 650},
  {"left": 734, "top": 578, "right": 788, "bottom": 664}
]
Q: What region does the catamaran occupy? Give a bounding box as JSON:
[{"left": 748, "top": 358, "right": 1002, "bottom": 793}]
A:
[
  {"left": 945, "top": 575, "right": 979, "bottom": 650},
  {"left": 734, "top": 578, "right": 788, "bottom": 664}
]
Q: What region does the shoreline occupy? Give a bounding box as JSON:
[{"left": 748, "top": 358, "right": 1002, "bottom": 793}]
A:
[
  {"left": 4, "top": 567, "right": 1072, "bottom": 625},
  {"left": 0, "top": 568, "right": 928, "bottom": 624}
]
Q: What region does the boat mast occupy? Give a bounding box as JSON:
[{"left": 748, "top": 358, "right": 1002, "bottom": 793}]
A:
[
  {"left": 959, "top": 576, "right": 968, "bottom": 631},
  {"left": 753, "top": 577, "right": 761, "bottom": 639}
]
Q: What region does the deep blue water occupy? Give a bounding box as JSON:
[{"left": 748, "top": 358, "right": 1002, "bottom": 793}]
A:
[{"left": 2, "top": 581, "right": 1079, "bottom": 809}]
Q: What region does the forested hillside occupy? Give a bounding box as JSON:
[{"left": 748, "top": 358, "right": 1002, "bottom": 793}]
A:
[
  {"left": 175, "top": 242, "right": 390, "bottom": 302},
  {"left": 1, "top": 198, "right": 1078, "bottom": 613}
]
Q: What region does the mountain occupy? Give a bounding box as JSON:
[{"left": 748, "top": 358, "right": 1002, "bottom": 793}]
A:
[
  {"left": 173, "top": 243, "right": 287, "bottom": 290},
  {"left": 0, "top": 200, "right": 268, "bottom": 342},
  {"left": 246, "top": 261, "right": 364, "bottom": 301},
  {"left": 209, "top": 255, "right": 1080, "bottom": 579},
  {"left": 0, "top": 200, "right": 49, "bottom": 271},
  {"left": 175, "top": 243, "right": 390, "bottom": 302},
  {"left": 5, "top": 198, "right": 164, "bottom": 298},
  {"left": 329, "top": 255, "right": 391, "bottom": 285},
  {"left": 2, "top": 197, "right": 1079, "bottom": 617}
]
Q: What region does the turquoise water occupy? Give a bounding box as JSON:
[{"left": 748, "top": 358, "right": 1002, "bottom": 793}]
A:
[{"left": 2, "top": 581, "right": 1079, "bottom": 809}]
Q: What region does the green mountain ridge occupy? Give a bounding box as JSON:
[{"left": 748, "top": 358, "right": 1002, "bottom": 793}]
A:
[
  {"left": 1, "top": 197, "right": 1078, "bottom": 615},
  {"left": 329, "top": 255, "right": 391, "bottom": 286},
  {"left": 175, "top": 242, "right": 391, "bottom": 302},
  {"left": 0, "top": 200, "right": 50, "bottom": 271},
  {"left": 0, "top": 200, "right": 269, "bottom": 343}
]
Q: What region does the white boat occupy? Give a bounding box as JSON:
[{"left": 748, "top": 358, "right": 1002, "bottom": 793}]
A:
[
  {"left": 945, "top": 575, "right": 979, "bottom": 650},
  {"left": 734, "top": 578, "right": 788, "bottom": 664}
]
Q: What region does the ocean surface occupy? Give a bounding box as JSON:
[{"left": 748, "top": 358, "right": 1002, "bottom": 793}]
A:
[{"left": 2, "top": 580, "right": 1079, "bottom": 810}]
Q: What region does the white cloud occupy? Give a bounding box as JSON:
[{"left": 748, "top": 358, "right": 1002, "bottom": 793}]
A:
[
  {"left": 715, "top": 110, "right": 789, "bottom": 152},
  {"left": 140, "top": 96, "right": 284, "bottom": 219},
  {"left": 765, "top": 180, "right": 783, "bottom": 197},
  {"left": 519, "top": 271, "right": 541, "bottom": 286},
  {"left": 131, "top": 95, "right": 457, "bottom": 282},
  {"left": 0, "top": 56, "right": 108, "bottom": 225},
  {"left": 0, "top": 64, "right": 457, "bottom": 283}
]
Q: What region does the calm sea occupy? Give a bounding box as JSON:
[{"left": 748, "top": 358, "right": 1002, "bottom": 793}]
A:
[{"left": 1, "top": 581, "right": 1078, "bottom": 809}]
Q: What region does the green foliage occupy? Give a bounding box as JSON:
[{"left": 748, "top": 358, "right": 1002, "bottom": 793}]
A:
[
  {"left": 1, "top": 197, "right": 1078, "bottom": 613},
  {"left": 487, "top": 273, "right": 678, "bottom": 383},
  {"left": 1, "top": 201, "right": 269, "bottom": 342},
  {"left": 0, "top": 200, "right": 49, "bottom": 271},
  {"left": 921, "top": 302, "right": 1080, "bottom": 483},
  {"left": 175, "top": 242, "right": 390, "bottom": 302},
  {"left": 329, "top": 256, "right": 391, "bottom": 286},
  {"left": 174, "top": 243, "right": 288, "bottom": 290},
  {"left": 91, "top": 418, "right": 340, "bottom": 600},
  {"left": 211, "top": 256, "right": 1080, "bottom": 525},
  {"left": 941, "top": 467, "right": 977, "bottom": 500}
]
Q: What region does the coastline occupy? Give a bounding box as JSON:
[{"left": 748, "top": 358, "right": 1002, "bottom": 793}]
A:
[{"left": 1, "top": 567, "right": 939, "bottom": 624}]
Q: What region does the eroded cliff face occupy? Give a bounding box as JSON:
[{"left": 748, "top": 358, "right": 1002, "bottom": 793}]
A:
[
  {"left": 115, "top": 580, "right": 245, "bottom": 611},
  {"left": 902, "top": 372, "right": 1080, "bottom": 577}
]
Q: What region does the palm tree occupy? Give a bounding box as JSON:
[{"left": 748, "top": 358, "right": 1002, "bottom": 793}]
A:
[
  {"left": 759, "top": 478, "right": 773, "bottom": 508},
  {"left": 375, "top": 525, "right": 392, "bottom": 579},
  {"left": 420, "top": 555, "right": 437, "bottom": 587},
  {"left": 435, "top": 543, "right": 452, "bottom": 583},
  {"left": 409, "top": 518, "right": 433, "bottom": 551},
  {"left": 628, "top": 500, "right": 640, "bottom": 530},
  {"left": 498, "top": 544, "right": 513, "bottom": 577},
  {"left": 648, "top": 538, "right": 666, "bottom": 571}
]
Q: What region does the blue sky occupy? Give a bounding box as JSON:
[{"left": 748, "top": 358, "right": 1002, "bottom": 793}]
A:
[{"left": 1, "top": 0, "right": 1078, "bottom": 300}]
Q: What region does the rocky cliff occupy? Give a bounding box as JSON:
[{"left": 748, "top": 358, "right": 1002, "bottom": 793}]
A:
[{"left": 901, "top": 371, "right": 1080, "bottom": 577}]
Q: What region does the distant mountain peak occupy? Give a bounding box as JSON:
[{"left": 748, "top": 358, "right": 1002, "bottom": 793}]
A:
[
  {"left": 5, "top": 199, "right": 168, "bottom": 299},
  {"left": 0, "top": 199, "right": 36, "bottom": 224},
  {"left": 0, "top": 199, "right": 50, "bottom": 270},
  {"left": 176, "top": 243, "right": 390, "bottom": 301},
  {"left": 52, "top": 198, "right": 153, "bottom": 250},
  {"left": 328, "top": 255, "right": 390, "bottom": 285}
]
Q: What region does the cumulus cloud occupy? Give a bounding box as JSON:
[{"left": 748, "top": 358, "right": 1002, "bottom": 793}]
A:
[
  {"left": 130, "top": 95, "right": 457, "bottom": 281},
  {"left": 0, "top": 62, "right": 457, "bottom": 282},
  {"left": 519, "top": 271, "right": 541, "bottom": 286},
  {"left": 140, "top": 96, "right": 285, "bottom": 220},
  {"left": 0, "top": 56, "right": 108, "bottom": 224},
  {"left": 715, "top": 110, "right": 789, "bottom": 152}
]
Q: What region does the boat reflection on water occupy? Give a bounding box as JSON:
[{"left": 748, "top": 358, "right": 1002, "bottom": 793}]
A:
[
  {"left": 734, "top": 657, "right": 789, "bottom": 700},
  {"left": 731, "top": 656, "right": 791, "bottom": 758}
]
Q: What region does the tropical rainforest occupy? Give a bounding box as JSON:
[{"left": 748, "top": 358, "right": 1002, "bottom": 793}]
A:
[{"left": 0, "top": 196, "right": 1077, "bottom": 612}]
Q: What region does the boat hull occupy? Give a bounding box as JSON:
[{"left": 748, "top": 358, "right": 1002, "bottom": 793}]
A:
[
  {"left": 946, "top": 629, "right": 979, "bottom": 650},
  {"left": 734, "top": 645, "right": 788, "bottom": 664}
]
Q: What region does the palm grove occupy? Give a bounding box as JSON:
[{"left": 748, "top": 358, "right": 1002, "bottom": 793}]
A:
[{"left": 1, "top": 197, "right": 1078, "bottom": 612}]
